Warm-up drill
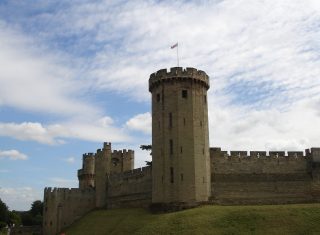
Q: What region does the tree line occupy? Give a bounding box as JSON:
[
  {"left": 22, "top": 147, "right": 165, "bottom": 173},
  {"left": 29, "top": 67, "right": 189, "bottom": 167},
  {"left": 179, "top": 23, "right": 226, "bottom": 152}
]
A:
[{"left": 0, "top": 198, "right": 43, "bottom": 231}]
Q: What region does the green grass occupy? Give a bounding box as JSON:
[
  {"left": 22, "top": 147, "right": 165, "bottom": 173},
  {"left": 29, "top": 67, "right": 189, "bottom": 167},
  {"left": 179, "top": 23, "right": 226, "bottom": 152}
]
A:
[{"left": 64, "top": 204, "right": 320, "bottom": 235}]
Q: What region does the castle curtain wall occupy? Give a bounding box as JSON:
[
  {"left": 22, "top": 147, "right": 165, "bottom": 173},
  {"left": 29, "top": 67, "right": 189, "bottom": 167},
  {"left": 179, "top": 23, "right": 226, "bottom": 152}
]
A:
[{"left": 210, "top": 148, "right": 320, "bottom": 204}]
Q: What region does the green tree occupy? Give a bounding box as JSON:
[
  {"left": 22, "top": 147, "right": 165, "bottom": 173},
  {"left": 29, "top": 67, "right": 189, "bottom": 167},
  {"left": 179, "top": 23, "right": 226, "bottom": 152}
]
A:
[
  {"left": 8, "top": 211, "right": 21, "bottom": 227},
  {"left": 140, "top": 145, "right": 152, "bottom": 166},
  {"left": 20, "top": 212, "right": 33, "bottom": 226},
  {"left": 30, "top": 200, "right": 43, "bottom": 216},
  {"left": 0, "top": 199, "right": 9, "bottom": 229}
]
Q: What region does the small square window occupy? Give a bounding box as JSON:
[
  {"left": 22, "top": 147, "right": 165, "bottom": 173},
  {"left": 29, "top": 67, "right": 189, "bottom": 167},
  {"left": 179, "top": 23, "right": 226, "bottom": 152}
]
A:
[{"left": 182, "top": 90, "right": 188, "bottom": 98}]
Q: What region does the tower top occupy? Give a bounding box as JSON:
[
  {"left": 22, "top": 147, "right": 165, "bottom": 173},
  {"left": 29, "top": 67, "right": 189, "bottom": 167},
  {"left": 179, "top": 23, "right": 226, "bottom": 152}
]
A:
[{"left": 149, "top": 67, "right": 209, "bottom": 92}]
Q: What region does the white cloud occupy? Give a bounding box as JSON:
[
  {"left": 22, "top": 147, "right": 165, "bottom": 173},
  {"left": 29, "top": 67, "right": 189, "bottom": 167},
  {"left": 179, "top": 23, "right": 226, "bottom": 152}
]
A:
[
  {"left": 0, "top": 149, "right": 27, "bottom": 160},
  {"left": 209, "top": 98, "right": 320, "bottom": 151},
  {"left": 0, "top": 187, "right": 41, "bottom": 211},
  {"left": 0, "top": 169, "right": 10, "bottom": 173},
  {"left": 52, "top": 0, "right": 320, "bottom": 104},
  {"left": 0, "top": 119, "right": 130, "bottom": 145},
  {"left": 125, "top": 112, "right": 151, "bottom": 134},
  {"left": 0, "top": 20, "right": 100, "bottom": 118},
  {"left": 63, "top": 157, "right": 76, "bottom": 164}
]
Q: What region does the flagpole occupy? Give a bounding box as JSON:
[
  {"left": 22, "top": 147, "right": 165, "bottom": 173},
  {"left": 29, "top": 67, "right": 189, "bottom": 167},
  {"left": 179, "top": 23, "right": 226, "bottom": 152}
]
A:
[
  {"left": 171, "top": 42, "right": 179, "bottom": 67},
  {"left": 177, "top": 43, "right": 179, "bottom": 67}
]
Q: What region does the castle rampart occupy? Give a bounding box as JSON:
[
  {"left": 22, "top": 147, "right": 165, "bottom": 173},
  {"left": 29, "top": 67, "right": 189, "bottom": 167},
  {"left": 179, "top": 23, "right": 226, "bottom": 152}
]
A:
[
  {"left": 210, "top": 147, "right": 320, "bottom": 205},
  {"left": 43, "top": 187, "right": 95, "bottom": 235},
  {"left": 107, "top": 166, "right": 152, "bottom": 208}
]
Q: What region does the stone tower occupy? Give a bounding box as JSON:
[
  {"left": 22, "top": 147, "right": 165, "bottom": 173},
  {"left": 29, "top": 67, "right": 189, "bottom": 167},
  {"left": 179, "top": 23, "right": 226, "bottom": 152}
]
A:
[
  {"left": 149, "top": 67, "right": 211, "bottom": 205},
  {"left": 77, "top": 153, "right": 95, "bottom": 189},
  {"left": 95, "top": 142, "right": 112, "bottom": 208}
]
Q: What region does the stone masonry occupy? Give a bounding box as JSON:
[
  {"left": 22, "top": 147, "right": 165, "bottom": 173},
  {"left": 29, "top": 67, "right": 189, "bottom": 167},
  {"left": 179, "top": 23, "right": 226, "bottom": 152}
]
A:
[{"left": 43, "top": 67, "right": 320, "bottom": 235}]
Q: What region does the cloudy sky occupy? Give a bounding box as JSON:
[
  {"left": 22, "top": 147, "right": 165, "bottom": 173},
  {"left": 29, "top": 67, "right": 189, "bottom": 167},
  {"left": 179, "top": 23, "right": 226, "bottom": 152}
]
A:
[{"left": 0, "top": 0, "right": 319, "bottom": 210}]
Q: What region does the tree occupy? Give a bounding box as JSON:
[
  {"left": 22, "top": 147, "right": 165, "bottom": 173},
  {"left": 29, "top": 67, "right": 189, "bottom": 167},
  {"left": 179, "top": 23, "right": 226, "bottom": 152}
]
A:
[
  {"left": 140, "top": 145, "right": 152, "bottom": 151},
  {"left": 30, "top": 200, "right": 43, "bottom": 217},
  {"left": 21, "top": 212, "right": 33, "bottom": 226},
  {"left": 0, "top": 199, "right": 9, "bottom": 228},
  {"left": 20, "top": 200, "right": 43, "bottom": 226},
  {"left": 8, "top": 211, "right": 21, "bottom": 227},
  {"left": 140, "top": 145, "right": 152, "bottom": 166}
]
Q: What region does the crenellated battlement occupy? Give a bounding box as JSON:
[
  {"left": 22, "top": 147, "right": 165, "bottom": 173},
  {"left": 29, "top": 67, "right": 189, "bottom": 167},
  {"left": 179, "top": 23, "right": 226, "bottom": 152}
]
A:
[
  {"left": 211, "top": 147, "right": 313, "bottom": 159},
  {"left": 111, "top": 149, "right": 134, "bottom": 154},
  {"left": 44, "top": 187, "right": 94, "bottom": 195},
  {"left": 83, "top": 152, "right": 95, "bottom": 158},
  {"left": 149, "top": 67, "right": 209, "bottom": 91},
  {"left": 103, "top": 142, "right": 112, "bottom": 150}
]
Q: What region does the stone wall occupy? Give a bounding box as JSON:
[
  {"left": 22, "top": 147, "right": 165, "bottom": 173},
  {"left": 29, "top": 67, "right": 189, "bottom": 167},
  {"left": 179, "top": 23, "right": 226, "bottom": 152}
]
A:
[
  {"left": 43, "top": 187, "right": 95, "bottom": 235},
  {"left": 107, "top": 166, "right": 152, "bottom": 208},
  {"left": 210, "top": 147, "right": 320, "bottom": 204}
]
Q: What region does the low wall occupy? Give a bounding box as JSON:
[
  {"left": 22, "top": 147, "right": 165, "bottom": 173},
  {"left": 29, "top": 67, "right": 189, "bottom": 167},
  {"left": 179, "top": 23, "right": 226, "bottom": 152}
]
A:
[{"left": 107, "top": 166, "right": 152, "bottom": 208}]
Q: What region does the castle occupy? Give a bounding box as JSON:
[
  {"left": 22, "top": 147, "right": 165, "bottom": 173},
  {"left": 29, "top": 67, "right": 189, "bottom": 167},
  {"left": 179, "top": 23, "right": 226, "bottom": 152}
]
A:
[{"left": 43, "top": 67, "right": 320, "bottom": 235}]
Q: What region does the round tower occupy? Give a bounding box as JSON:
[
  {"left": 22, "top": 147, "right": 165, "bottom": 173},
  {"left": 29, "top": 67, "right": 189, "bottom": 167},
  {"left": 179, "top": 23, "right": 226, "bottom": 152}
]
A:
[
  {"left": 149, "top": 67, "right": 210, "bottom": 205},
  {"left": 78, "top": 153, "right": 95, "bottom": 189}
]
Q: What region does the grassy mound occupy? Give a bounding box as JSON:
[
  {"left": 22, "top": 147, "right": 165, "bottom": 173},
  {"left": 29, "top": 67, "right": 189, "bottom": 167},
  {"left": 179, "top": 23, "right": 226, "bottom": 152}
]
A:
[{"left": 64, "top": 204, "right": 320, "bottom": 235}]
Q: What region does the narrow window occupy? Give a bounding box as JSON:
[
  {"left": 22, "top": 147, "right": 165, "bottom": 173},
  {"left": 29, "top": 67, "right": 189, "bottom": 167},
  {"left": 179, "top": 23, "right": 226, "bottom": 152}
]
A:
[
  {"left": 162, "top": 175, "right": 164, "bottom": 184},
  {"left": 204, "top": 95, "right": 207, "bottom": 104},
  {"left": 161, "top": 90, "right": 164, "bottom": 110},
  {"left": 170, "top": 139, "right": 173, "bottom": 155},
  {"left": 157, "top": 93, "right": 160, "bottom": 102},
  {"left": 203, "top": 177, "right": 205, "bottom": 183},
  {"left": 158, "top": 121, "right": 160, "bottom": 129},
  {"left": 180, "top": 146, "right": 183, "bottom": 153},
  {"left": 169, "top": 112, "right": 172, "bottom": 128},
  {"left": 181, "top": 174, "right": 184, "bottom": 181},
  {"left": 200, "top": 121, "right": 202, "bottom": 127},
  {"left": 203, "top": 148, "right": 205, "bottom": 155},
  {"left": 182, "top": 90, "right": 188, "bottom": 98},
  {"left": 183, "top": 118, "right": 186, "bottom": 126},
  {"left": 170, "top": 167, "right": 174, "bottom": 183}
]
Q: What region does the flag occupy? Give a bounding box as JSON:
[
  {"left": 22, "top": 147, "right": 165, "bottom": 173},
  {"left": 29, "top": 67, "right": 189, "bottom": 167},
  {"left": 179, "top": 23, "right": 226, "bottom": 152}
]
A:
[{"left": 171, "top": 42, "right": 178, "bottom": 49}]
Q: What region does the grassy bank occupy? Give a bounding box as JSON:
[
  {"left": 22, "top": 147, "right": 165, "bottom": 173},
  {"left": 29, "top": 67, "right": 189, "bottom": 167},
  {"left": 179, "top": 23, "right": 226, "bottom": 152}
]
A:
[{"left": 64, "top": 204, "right": 320, "bottom": 235}]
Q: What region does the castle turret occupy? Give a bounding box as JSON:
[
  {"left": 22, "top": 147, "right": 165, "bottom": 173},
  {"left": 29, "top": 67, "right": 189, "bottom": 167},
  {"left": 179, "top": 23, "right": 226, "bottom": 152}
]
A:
[
  {"left": 95, "top": 142, "right": 112, "bottom": 208},
  {"left": 110, "top": 149, "right": 134, "bottom": 174},
  {"left": 149, "top": 67, "right": 211, "bottom": 204},
  {"left": 78, "top": 153, "right": 95, "bottom": 189}
]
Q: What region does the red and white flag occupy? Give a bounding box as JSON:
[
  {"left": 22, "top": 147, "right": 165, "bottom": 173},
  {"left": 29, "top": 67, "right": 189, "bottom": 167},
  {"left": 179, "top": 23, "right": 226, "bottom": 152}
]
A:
[{"left": 171, "top": 42, "right": 178, "bottom": 49}]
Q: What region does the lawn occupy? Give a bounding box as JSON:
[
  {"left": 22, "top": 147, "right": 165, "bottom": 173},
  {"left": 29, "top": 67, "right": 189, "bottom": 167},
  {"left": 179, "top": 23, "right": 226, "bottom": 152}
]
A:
[{"left": 64, "top": 204, "right": 320, "bottom": 235}]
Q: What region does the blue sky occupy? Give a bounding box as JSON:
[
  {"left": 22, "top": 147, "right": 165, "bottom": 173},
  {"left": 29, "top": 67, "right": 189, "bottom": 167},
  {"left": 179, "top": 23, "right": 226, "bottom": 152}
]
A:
[{"left": 0, "top": 0, "right": 319, "bottom": 210}]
